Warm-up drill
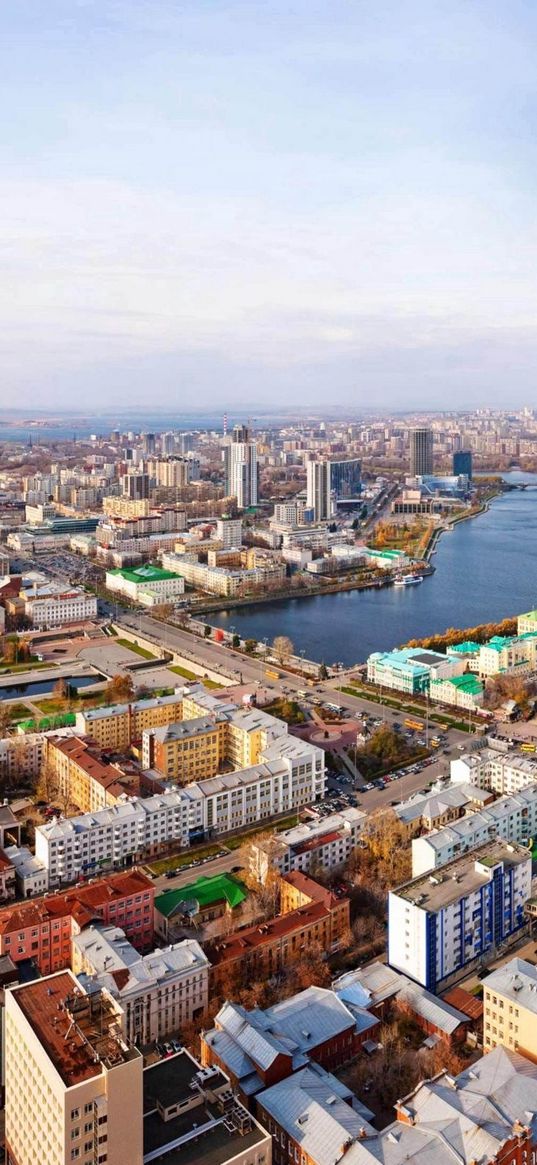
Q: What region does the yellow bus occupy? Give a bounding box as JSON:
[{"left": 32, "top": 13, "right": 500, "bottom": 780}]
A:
[
  {"left": 520, "top": 742, "right": 536, "bottom": 753},
  {"left": 265, "top": 669, "right": 280, "bottom": 681},
  {"left": 404, "top": 718, "right": 424, "bottom": 731}
]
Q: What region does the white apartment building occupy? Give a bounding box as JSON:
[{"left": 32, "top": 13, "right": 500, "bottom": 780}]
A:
[
  {"left": 36, "top": 740, "right": 325, "bottom": 885},
  {"left": 0, "top": 726, "right": 78, "bottom": 781},
  {"left": 4, "top": 844, "right": 49, "bottom": 897},
  {"left": 411, "top": 784, "right": 537, "bottom": 876},
  {"left": 388, "top": 841, "right": 531, "bottom": 992},
  {"left": 249, "top": 807, "right": 366, "bottom": 884},
  {"left": 5, "top": 972, "right": 143, "bottom": 1165},
  {"left": 23, "top": 587, "right": 98, "bottom": 628},
  {"left": 451, "top": 747, "right": 537, "bottom": 795},
  {"left": 215, "top": 517, "right": 243, "bottom": 548},
  {"left": 73, "top": 926, "right": 209, "bottom": 1045}
]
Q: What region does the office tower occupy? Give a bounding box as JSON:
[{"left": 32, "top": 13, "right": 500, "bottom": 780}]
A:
[
  {"left": 224, "top": 424, "right": 258, "bottom": 508},
  {"left": 453, "top": 449, "right": 473, "bottom": 479},
  {"left": 409, "top": 427, "right": 433, "bottom": 476},
  {"left": 306, "top": 459, "right": 333, "bottom": 521},
  {"left": 5, "top": 972, "right": 143, "bottom": 1165},
  {"left": 122, "top": 472, "right": 150, "bottom": 500},
  {"left": 161, "top": 431, "right": 176, "bottom": 456},
  {"left": 142, "top": 432, "right": 156, "bottom": 455},
  {"left": 178, "top": 432, "right": 195, "bottom": 455},
  {"left": 329, "top": 458, "right": 361, "bottom": 502}
]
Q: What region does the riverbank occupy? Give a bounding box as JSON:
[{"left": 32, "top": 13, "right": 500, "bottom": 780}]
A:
[
  {"left": 207, "top": 472, "right": 537, "bottom": 665},
  {"left": 422, "top": 486, "right": 504, "bottom": 563},
  {"left": 193, "top": 571, "right": 399, "bottom": 615}
]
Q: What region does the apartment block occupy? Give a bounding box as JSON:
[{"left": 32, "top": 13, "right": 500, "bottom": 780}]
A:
[
  {"left": 248, "top": 807, "right": 366, "bottom": 884},
  {"left": 46, "top": 736, "right": 141, "bottom": 813},
  {"left": 0, "top": 869, "right": 154, "bottom": 974},
  {"left": 5, "top": 972, "right": 143, "bottom": 1165},
  {"left": 388, "top": 841, "right": 531, "bottom": 992},
  {"left": 412, "top": 784, "right": 537, "bottom": 876},
  {"left": 451, "top": 746, "right": 537, "bottom": 794},
  {"left": 482, "top": 957, "right": 537, "bottom": 1058},
  {"left": 37, "top": 740, "right": 324, "bottom": 886},
  {"left": 73, "top": 925, "right": 209, "bottom": 1045},
  {"left": 75, "top": 692, "right": 184, "bottom": 750}
]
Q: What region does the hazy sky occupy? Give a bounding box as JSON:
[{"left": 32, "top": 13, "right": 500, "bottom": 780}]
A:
[{"left": 1, "top": 0, "right": 536, "bottom": 411}]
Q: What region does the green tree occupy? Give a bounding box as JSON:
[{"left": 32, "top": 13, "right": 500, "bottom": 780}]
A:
[
  {"left": 232, "top": 634, "right": 241, "bottom": 649},
  {"left": 203, "top": 624, "right": 211, "bottom": 638},
  {"left": 244, "top": 638, "right": 257, "bottom": 654}
]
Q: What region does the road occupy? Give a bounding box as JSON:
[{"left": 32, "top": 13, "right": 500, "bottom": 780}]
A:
[{"left": 151, "top": 850, "right": 241, "bottom": 894}]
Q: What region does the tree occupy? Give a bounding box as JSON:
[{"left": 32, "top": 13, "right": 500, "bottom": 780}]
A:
[
  {"left": 203, "top": 624, "right": 211, "bottom": 638},
  {"left": 232, "top": 634, "right": 241, "bottom": 649},
  {"left": 318, "top": 662, "right": 328, "bottom": 680},
  {"left": 244, "top": 638, "right": 257, "bottom": 654},
  {"left": 0, "top": 704, "right": 11, "bottom": 740},
  {"left": 105, "top": 673, "right": 135, "bottom": 703},
  {"left": 273, "top": 635, "right": 294, "bottom": 664}
]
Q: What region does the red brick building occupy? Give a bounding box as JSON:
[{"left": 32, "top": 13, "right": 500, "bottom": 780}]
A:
[{"left": 0, "top": 868, "right": 154, "bottom": 975}]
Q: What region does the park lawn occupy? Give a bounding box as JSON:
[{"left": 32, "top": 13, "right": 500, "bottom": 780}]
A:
[
  {"left": 0, "top": 659, "right": 57, "bottom": 674},
  {"left": 33, "top": 690, "right": 107, "bottom": 716},
  {"left": 116, "top": 638, "right": 157, "bottom": 660},
  {"left": 3, "top": 701, "right": 34, "bottom": 723},
  {"left": 169, "top": 664, "right": 220, "bottom": 689}
]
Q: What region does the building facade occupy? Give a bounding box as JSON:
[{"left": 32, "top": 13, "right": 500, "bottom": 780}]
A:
[{"left": 388, "top": 841, "right": 531, "bottom": 991}]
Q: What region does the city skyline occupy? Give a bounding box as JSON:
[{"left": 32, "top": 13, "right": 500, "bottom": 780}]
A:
[{"left": 2, "top": 1, "right": 536, "bottom": 410}]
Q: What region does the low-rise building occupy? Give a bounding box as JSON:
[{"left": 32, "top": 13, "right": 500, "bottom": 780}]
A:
[
  {"left": 478, "top": 633, "right": 537, "bottom": 678},
  {"left": 248, "top": 807, "right": 366, "bottom": 883},
  {"left": 429, "top": 672, "right": 485, "bottom": 709},
  {"left": 411, "top": 783, "right": 537, "bottom": 876},
  {"left": 256, "top": 1062, "right": 375, "bottom": 1165},
  {"left": 73, "top": 924, "right": 210, "bottom": 1045},
  {"left": 142, "top": 1049, "right": 271, "bottom": 1165},
  {"left": 451, "top": 745, "right": 537, "bottom": 794},
  {"left": 388, "top": 840, "right": 531, "bottom": 992},
  {"left": 367, "top": 647, "right": 464, "bottom": 695},
  {"left": 482, "top": 956, "right": 537, "bottom": 1057},
  {"left": 202, "top": 986, "right": 377, "bottom": 1102},
  {"left": 105, "top": 563, "right": 185, "bottom": 604},
  {"left": 155, "top": 873, "right": 247, "bottom": 942},
  {"left": 207, "top": 874, "right": 350, "bottom": 990},
  {"left": 0, "top": 868, "right": 154, "bottom": 974},
  {"left": 395, "top": 781, "right": 491, "bottom": 841},
  {"left": 4, "top": 844, "right": 47, "bottom": 897},
  {"left": 23, "top": 585, "right": 97, "bottom": 627}
]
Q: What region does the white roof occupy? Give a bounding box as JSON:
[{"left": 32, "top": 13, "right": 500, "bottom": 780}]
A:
[{"left": 259, "top": 1063, "right": 375, "bottom": 1165}]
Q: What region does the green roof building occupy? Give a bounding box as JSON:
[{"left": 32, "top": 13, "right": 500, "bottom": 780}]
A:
[
  {"left": 155, "top": 873, "right": 247, "bottom": 939},
  {"left": 105, "top": 561, "right": 185, "bottom": 604}
]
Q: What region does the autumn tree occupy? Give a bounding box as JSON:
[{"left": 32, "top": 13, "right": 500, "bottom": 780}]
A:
[
  {"left": 0, "top": 704, "right": 11, "bottom": 740},
  {"left": 273, "top": 635, "right": 294, "bottom": 664},
  {"left": 105, "top": 673, "right": 135, "bottom": 703}
]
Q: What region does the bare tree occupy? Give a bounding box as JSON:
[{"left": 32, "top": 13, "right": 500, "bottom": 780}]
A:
[{"left": 273, "top": 635, "right": 294, "bottom": 665}]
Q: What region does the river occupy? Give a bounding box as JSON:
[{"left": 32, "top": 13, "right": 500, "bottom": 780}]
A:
[{"left": 209, "top": 472, "right": 537, "bottom": 666}]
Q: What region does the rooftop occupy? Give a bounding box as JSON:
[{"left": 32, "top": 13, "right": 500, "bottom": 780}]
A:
[
  {"left": 482, "top": 956, "right": 537, "bottom": 1011},
  {"left": 393, "top": 840, "right": 531, "bottom": 910},
  {"left": 11, "top": 971, "right": 138, "bottom": 1087},
  {"left": 109, "top": 564, "right": 182, "bottom": 582},
  {"left": 143, "top": 1050, "right": 268, "bottom": 1165},
  {"left": 155, "top": 874, "right": 247, "bottom": 919}
]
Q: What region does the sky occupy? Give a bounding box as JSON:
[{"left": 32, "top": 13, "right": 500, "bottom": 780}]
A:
[{"left": 1, "top": 0, "right": 536, "bottom": 413}]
